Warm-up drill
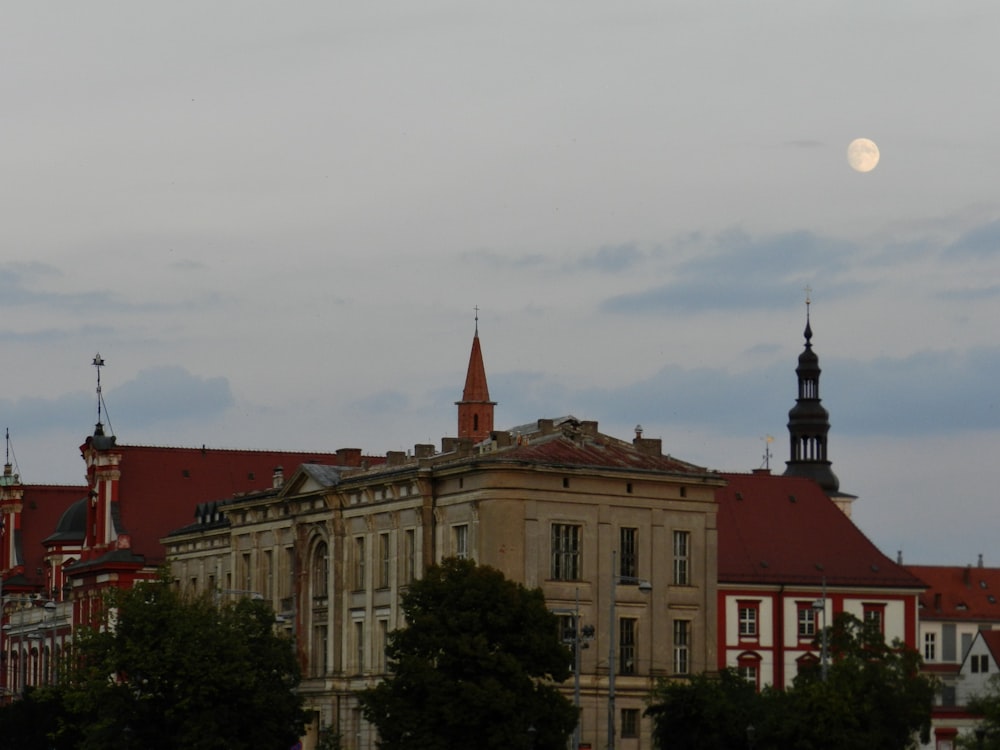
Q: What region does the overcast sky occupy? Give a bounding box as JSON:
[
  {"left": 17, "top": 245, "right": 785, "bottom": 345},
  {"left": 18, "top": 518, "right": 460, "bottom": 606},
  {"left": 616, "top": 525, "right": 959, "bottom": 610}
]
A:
[{"left": 3, "top": 3, "right": 998, "bottom": 565}]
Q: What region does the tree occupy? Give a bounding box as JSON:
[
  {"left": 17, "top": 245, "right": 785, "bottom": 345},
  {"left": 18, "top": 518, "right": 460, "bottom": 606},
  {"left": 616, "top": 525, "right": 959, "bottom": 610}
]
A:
[
  {"left": 646, "top": 668, "right": 762, "bottom": 750},
  {"left": 646, "top": 613, "right": 936, "bottom": 750},
  {"left": 358, "top": 557, "right": 578, "bottom": 750},
  {"left": 57, "top": 576, "right": 307, "bottom": 750},
  {"left": 965, "top": 674, "right": 1000, "bottom": 750}
]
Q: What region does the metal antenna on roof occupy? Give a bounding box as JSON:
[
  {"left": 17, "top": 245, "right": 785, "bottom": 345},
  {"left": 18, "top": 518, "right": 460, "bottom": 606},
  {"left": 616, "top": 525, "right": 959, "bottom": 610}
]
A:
[
  {"left": 92, "top": 353, "right": 115, "bottom": 436},
  {"left": 759, "top": 435, "right": 774, "bottom": 470},
  {"left": 93, "top": 353, "right": 105, "bottom": 428}
]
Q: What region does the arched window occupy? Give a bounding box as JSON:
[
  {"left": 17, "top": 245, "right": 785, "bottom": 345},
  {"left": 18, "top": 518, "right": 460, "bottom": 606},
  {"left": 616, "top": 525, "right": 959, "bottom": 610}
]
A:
[{"left": 311, "top": 541, "right": 329, "bottom": 600}]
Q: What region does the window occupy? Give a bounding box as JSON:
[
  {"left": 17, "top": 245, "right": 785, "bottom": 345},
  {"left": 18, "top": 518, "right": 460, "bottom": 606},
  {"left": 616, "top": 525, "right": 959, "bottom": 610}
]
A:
[
  {"left": 453, "top": 524, "right": 468, "bottom": 560},
  {"left": 264, "top": 550, "right": 274, "bottom": 599},
  {"left": 312, "top": 542, "right": 329, "bottom": 600},
  {"left": 376, "top": 618, "right": 389, "bottom": 673},
  {"left": 797, "top": 604, "right": 817, "bottom": 638},
  {"left": 242, "top": 552, "right": 252, "bottom": 591},
  {"left": 972, "top": 654, "right": 989, "bottom": 673},
  {"left": 404, "top": 529, "right": 416, "bottom": 583},
  {"left": 862, "top": 603, "right": 885, "bottom": 634},
  {"left": 673, "top": 620, "right": 690, "bottom": 675},
  {"left": 378, "top": 533, "right": 390, "bottom": 588},
  {"left": 551, "top": 524, "right": 581, "bottom": 580},
  {"left": 737, "top": 653, "right": 761, "bottom": 690},
  {"left": 620, "top": 528, "right": 638, "bottom": 580},
  {"left": 738, "top": 602, "right": 758, "bottom": 638},
  {"left": 354, "top": 537, "right": 366, "bottom": 590},
  {"left": 672, "top": 530, "right": 690, "bottom": 585},
  {"left": 621, "top": 708, "right": 639, "bottom": 739},
  {"left": 619, "top": 618, "right": 637, "bottom": 675},
  {"left": 924, "top": 632, "right": 936, "bottom": 661},
  {"left": 354, "top": 619, "right": 365, "bottom": 673}
]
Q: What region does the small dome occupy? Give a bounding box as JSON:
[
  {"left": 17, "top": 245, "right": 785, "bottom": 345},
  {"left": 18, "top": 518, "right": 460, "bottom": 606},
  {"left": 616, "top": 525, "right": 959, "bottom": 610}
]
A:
[{"left": 45, "top": 497, "right": 88, "bottom": 542}]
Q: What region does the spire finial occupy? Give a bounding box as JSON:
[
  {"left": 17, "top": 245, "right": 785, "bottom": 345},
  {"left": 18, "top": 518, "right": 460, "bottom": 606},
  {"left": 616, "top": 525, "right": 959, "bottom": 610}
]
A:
[
  {"left": 474, "top": 305, "right": 480, "bottom": 336},
  {"left": 93, "top": 353, "right": 105, "bottom": 428},
  {"left": 803, "top": 287, "right": 813, "bottom": 345}
]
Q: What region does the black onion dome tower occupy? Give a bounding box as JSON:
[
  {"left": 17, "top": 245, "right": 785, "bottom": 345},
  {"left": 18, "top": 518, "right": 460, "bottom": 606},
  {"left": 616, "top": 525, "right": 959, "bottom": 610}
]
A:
[{"left": 782, "top": 297, "right": 857, "bottom": 515}]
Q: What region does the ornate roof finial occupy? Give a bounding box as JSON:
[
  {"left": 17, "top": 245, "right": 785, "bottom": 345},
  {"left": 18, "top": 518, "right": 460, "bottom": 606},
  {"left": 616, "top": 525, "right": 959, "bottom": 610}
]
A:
[
  {"left": 474, "top": 305, "right": 480, "bottom": 336},
  {"left": 803, "top": 286, "right": 813, "bottom": 345},
  {"left": 93, "top": 353, "right": 106, "bottom": 432}
]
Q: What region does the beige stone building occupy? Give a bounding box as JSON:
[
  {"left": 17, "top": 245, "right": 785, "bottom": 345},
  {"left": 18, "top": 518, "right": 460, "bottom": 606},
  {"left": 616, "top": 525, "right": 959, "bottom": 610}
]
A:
[{"left": 164, "top": 329, "right": 722, "bottom": 750}]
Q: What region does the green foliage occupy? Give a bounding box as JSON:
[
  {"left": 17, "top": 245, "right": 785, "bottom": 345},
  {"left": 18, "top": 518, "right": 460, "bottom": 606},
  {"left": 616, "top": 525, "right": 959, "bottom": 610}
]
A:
[
  {"left": 646, "top": 669, "right": 761, "bottom": 750},
  {"left": 0, "top": 686, "right": 82, "bottom": 749},
  {"left": 965, "top": 674, "right": 1000, "bottom": 750},
  {"left": 358, "top": 557, "right": 578, "bottom": 750},
  {"left": 56, "top": 576, "right": 307, "bottom": 750},
  {"left": 647, "top": 613, "right": 937, "bottom": 750}
]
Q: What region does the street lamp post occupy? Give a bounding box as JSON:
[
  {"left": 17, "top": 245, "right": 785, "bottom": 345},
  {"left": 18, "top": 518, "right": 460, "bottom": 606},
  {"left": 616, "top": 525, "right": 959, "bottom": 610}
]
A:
[{"left": 607, "top": 550, "right": 652, "bottom": 750}]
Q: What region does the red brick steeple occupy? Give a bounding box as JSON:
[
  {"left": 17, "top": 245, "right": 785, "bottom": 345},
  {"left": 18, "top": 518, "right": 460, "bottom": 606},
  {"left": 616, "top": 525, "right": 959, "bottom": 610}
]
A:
[{"left": 456, "top": 313, "right": 496, "bottom": 442}]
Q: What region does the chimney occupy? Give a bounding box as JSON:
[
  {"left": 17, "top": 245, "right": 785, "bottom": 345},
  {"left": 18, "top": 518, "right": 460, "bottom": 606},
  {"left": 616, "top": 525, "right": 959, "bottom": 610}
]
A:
[
  {"left": 633, "top": 438, "right": 663, "bottom": 457},
  {"left": 336, "top": 448, "right": 362, "bottom": 467},
  {"left": 441, "top": 437, "right": 459, "bottom": 453},
  {"left": 579, "top": 421, "right": 598, "bottom": 436},
  {"left": 491, "top": 431, "right": 512, "bottom": 448},
  {"left": 538, "top": 419, "right": 555, "bottom": 435},
  {"left": 272, "top": 466, "right": 284, "bottom": 489},
  {"left": 414, "top": 444, "right": 435, "bottom": 459},
  {"left": 386, "top": 451, "right": 406, "bottom": 467},
  {"left": 978, "top": 553, "right": 984, "bottom": 568}
]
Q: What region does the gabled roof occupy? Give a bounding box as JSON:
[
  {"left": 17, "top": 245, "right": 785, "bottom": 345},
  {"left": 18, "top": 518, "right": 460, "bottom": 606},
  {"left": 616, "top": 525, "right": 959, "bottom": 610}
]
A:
[
  {"left": 718, "top": 471, "right": 924, "bottom": 589},
  {"left": 980, "top": 631, "right": 1000, "bottom": 664},
  {"left": 904, "top": 565, "right": 1000, "bottom": 622}
]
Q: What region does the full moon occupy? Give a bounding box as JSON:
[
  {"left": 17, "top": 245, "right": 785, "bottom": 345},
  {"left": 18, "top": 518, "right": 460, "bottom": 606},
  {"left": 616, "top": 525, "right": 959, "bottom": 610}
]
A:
[{"left": 847, "top": 138, "right": 880, "bottom": 173}]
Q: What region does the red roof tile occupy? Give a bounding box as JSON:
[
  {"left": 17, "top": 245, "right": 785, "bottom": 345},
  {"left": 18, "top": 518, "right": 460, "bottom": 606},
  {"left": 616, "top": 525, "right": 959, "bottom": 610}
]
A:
[
  {"left": 981, "top": 630, "right": 1000, "bottom": 662},
  {"left": 718, "top": 471, "right": 925, "bottom": 589},
  {"left": 904, "top": 564, "right": 1000, "bottom": 622},
  {"left": 114, "top": 444, "right": 347, "bottom": 567},
  {"left": 479, "top": 432, "right": 712, "bottom": 475}
]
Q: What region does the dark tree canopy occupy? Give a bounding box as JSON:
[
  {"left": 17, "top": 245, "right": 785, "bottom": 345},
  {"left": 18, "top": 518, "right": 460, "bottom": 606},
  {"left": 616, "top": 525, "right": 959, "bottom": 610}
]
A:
[
  {"left": 358, "top": 557, "right": 577, "bottom": 750},
  {"left": 55, "top": 576, "right": 307, "bottom": 750},
  {"left": 966, "top": 674, "right": 1000, "bottom": 750},
  {"left": 648, "top": 613, "right": 936, "bottom": 750}
]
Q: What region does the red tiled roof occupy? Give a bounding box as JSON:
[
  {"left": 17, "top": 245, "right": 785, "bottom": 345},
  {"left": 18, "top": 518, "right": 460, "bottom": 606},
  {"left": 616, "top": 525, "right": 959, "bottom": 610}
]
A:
[
  {"left": 114, "top": 444, "right": 349, "bottom": 567},
  {"left": 478, "top": 432, "right": 713, "bottom": 475},
  {"left": 905, "top": 564, "right": 1000, "bottom": 622},
  {"left": 981, "top": 630, "right": 1000, "bottom": 662},
  {"left": 718, "top": 471, "right": 925, "bottom": 589}
]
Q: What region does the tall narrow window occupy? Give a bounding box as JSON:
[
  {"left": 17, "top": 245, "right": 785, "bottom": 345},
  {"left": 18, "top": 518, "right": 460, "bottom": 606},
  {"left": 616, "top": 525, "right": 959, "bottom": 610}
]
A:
[
  {"left": 264, "top": 550, "right": 274, "bottom": 600},
  {"left": 378, "top": 533, "right": 390, "bottom": 589},
  {"left": 621, "top": 709, "right": 639, "bottom": 738},
  {"left": 354, "top": 537, "right": 366, "bottom": 590},
  {"left": 376, "top": 618, "right": 389, "bottom": 674},
  {"left": 354, "top": 620, "right": 365, "bottom": 673},
  {"left": 404, "top": 529, "right": 416, "bottom": 583},
  {"left": 862, "top": 603, "right": 885, "bottom": 634},
  {"left": 312, "top": 542, "right": 329, "bottom": 600},
  {"left": 551, "top": 524, "right": 581, "bottom": 580},
  {"left": 924, "top": 632, "right": 936, "bottom": 661},
  {"left": 672, "top": 530, "right": 690, "bottom": 585},
  {"left": 453, "top": 524, "right": 469, "bottom": 560},
  {"left": 619, "top": 617, "right": 637, "bottom": 675},
  {"left": 673, "top": 620, "right": 691, "bottom": 675},
  {"left": 620, "top": 528, "right": 638, "bottom": 580},
  {"left": 242, "top": 552, "right": 252, "bottom": 591}
]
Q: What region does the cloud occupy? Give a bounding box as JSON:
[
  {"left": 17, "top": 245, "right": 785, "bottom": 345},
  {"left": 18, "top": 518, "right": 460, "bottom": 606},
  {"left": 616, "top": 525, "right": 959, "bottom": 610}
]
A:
[
  {"left": 571, "top": 242, "right": 643, "bottom": 273},
  {"left": 945, "top": 218, "right": 1000, "bottom": 258},
  {"left": 104, "top": 367, "right": 235, "bottom": 428},
  {"left": 600, "top": 228, "right": 867, "bottom": 314},
  {"left": 487, "top": 344, "right": 1000, "bottom": 443}
]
